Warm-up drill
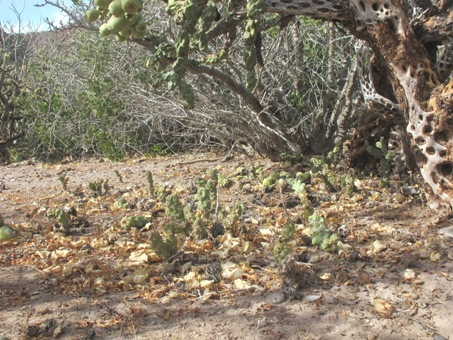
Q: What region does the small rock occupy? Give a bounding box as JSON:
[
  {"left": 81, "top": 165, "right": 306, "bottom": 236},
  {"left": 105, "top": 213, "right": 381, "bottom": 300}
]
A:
[
  {"left": 266, "top": 291, "right": 286, "bottom": 304},
  {"left": 433, "top": 335, "right": 447, "bottom": 340},
  {"left": 35, "top": 305, "right": 50, "bottom": 315},
  {"left": 394, "top": 192, "right": 405, "bottom": 203},
  {"left": 438, "top": 226, "right": 453, "bottom": 238},
  {"left": 256, "top": 316, "right": 268, "bottom": 328}
]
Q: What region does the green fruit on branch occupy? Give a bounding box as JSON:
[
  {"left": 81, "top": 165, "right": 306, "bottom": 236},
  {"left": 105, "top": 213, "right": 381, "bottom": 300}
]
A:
[
  {"left": 126, "top": 12, "right": 141, "bottom": 25},
  {"left": 134, "top": 20, "right": 147, "bottom": 32},
  {"left": 132, "top": 30, "right": 146, "bottom": 39},
  {"left": 86, "top": 9, "right": 100, "bottom": 22},
  {"left": 108, "top": 0, "right": 125, "bottom": 17},
  {"left": 100, "top": 23, "right": 114, "bottom": 36},
  {"left": 95, "top": 0, "right": 113, "bottom": 9},
  {"left": 119, "top": 27, "right": 133, "bottom": 38},
  {"left": 107, "top": 16, "right": 129, "bottom": 32},
  {"left": 116, "top": 34, "right": 128, "bottom": 42},
  {"left": 121, "top": 0, "right": 141, "bottom": 14},
  {"left": 0, "top": 226, "right": 15, "bottom": 241}
]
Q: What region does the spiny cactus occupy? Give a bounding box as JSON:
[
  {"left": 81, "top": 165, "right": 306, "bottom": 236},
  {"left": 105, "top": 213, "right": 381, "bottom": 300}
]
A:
[
  {"left": 196, "top": 187, "right": 211, "bottom": 212},
  {"left": 340, "top": 171, "right": 355, "bottom": 196},
  {"left": 309, "top": 214, "right": 339, "bottom": 252},
  {"left": 366, "top": 136, "right": 392, "bottom": 187},
  {"left": 165, "top": 193, "right": 185, "bottom": 221},
  {"left": 58, "top": 174, "right": 69, "bottom": 191},
  {"left": 47, "top": 209, "right": 71, "bottom": 233},
  {"left": 114, "top": 169, "right": 123, "bottom": 183},
  {"left": 244, "top": 0, "right": 264, "bottom": 91},
  {"left": 120, "top": 215, "right": 148, "bottom": 229},
  {"left": 0, "top": 225, "right": 15, "bottom": 242},
  {"left": 145, "top": 170, "right": 154, "bottom": 195},
  {"left": 273, "top": 220, "right": 295, "bottom": 263},
  {"left": 88, "top": 178, "right": 110, "bottom": 196},
  {"left": 150, "top": 231, "right": 177, "bottom": 259}
]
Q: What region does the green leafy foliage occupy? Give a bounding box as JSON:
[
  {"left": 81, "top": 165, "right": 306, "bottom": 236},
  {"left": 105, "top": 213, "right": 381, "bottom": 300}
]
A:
[{"left": 13, "top": 31, "right": 163, "bottom": 161}]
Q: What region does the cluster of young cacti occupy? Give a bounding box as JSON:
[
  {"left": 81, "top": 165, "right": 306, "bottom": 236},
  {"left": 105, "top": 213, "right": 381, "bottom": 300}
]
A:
[
  {"left": 117, "top": 167, "right": 245, "bottom": 257},
  {"left": 88, "top": 178, "right": 110, "bottom": 196},
  {"left": 310, "top": 157, "right": 338, "bottom": 192},
  {"left": 113, "top": 197, "right": 129, "bottom": 209},
  {"left": 261, "top": 170, "right": 294, "bottom": 191},
  {"left": 366, "top": 136, "right": 392, "bottom": 187},
  {"left": 309, "top": 214, "right": 339, "bottom": 252},
  {"left": 291, "top": 175, "right": 314, "bottom": 219},
  {"left": 150, "top": 230, "right": 177, "bottom": 259},
  {"left": 47, "top": 209, "right": 71, "bottom": 233},
  {"left": 86, "top": 0, "right": 147, "bottom": 41}
]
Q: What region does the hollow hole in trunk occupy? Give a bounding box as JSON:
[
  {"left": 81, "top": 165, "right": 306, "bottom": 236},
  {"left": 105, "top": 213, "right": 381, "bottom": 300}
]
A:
[
  {"left": 423, "top": 124, "right": 433, "bottom": 134},
  {"left": 426, "top": 146, "right": 435, "bottom": 155},
  {"left": 437, "top": 162, "right": 453, "bottom": 178},
  {"left": 434, "top": 131, "right": 448, "bottom": 144}
]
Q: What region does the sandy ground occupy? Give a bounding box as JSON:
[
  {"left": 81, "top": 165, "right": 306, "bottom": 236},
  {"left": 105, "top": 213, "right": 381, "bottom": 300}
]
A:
[{"left": 1, "top": 153, "right": 453, "bottom": 339}]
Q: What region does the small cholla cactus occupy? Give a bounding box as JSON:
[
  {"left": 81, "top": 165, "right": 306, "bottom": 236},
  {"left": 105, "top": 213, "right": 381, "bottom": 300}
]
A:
[
  {"left": 273, "top": 220, "right": 296, "bottom": 263},
  {"left": 120, "top": 216, "right": 149, "bottom": 229},
  {"left": 88, "top": 178, "right": 109, "bottom": 196},
  {"left": 196, "top": 187, "right": 211, "bottom": 212},
  {"left": 145, "top": 170, "right": 154, "bottom": 195},
  {"left": 114, "top": 170, "right": 123, "bottom": 183},
  {"left": 58, "top": 174, "right": 69, "bottom": 191},
  {"left": 309, "top": 214, "right": 339, "bottom": 252},
  {"left": 48, "top": 209, "right": 71, "bottom": 233},
  {"left": 150, "top": 231, "right": 177, "bottom": 260},
  {"left": 366, "top": 136, "right": 391, "bottom": 187},
  {"left": 341, "top": 171, "right": 356, "bottom": 196},
  {"left": 165, "top": 194, "right": 185, "bottom": 221}
]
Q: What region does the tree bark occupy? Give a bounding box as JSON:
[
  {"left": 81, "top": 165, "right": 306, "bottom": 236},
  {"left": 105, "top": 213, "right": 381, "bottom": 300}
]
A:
[{"left": 263, "top": 0, "right": 453, "bottom": 207}]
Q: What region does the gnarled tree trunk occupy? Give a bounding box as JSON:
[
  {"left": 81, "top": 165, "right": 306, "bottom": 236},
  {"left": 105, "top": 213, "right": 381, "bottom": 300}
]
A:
[{"left": 264, "top": 0, "right": 453, "bottom": 207}]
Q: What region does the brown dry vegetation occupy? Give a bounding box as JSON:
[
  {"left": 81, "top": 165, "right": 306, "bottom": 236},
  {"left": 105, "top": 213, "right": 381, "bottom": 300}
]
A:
[{"left": 1, "top": 152, "right": 453, "bottom": 339}]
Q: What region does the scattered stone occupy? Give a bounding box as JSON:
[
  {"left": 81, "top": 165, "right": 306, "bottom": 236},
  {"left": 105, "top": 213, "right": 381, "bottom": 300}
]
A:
[
  {"left": 266, "top": 291, "right": 286, "bottom": 304},
  {"left": 438, "top": 226, "right": 453, "bottom": 238}
]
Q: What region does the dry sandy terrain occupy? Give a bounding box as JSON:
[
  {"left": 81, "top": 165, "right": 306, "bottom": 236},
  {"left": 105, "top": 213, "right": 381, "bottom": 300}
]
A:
[{"left": 1, "top": 153, "right": 453, "bottom": 339}]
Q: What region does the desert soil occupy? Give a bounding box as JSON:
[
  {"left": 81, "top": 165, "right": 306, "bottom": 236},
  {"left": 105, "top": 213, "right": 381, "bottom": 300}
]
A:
[{"left": 1, "top": 152, "right": 453, "bottom": 340}]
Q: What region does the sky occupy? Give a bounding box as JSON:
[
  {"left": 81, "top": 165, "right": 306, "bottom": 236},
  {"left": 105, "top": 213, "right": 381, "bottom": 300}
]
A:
[{"left": 0, "top": 0, "right": 73, "bottom": 32}]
